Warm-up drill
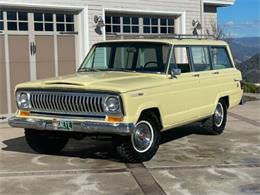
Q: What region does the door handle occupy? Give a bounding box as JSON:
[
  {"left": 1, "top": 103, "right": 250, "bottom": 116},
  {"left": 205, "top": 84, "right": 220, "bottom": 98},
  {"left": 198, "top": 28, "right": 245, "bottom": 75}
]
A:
[
  {"left": 33, "top": 42, "right": 37, "bottom": 55},
  {"left": 192, "top": 74, "right": 200, "bottom": 77},
  {"left": 30, "top": 42, "right": 33, "bottom": 56},
  {"left": 213, "top": 71, "right": 219, "bottom": 75}
]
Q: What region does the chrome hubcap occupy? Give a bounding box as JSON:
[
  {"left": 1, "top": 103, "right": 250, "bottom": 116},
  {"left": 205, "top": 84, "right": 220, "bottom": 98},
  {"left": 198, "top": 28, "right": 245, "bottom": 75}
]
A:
[
  {"left": 131, "top": 121, "right": 154, "bottom": 153},
  {"left": 214, "top": 103, "right": 224, "bottom": 127}
]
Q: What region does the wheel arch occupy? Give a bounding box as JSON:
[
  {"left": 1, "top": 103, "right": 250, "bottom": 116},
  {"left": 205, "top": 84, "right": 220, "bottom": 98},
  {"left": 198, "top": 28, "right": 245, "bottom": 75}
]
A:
[
  {"left": 136, "top": 106, "right": 164, "bottom": 130},
  {"left": 219, "top": 96, "right": 230, "bottom": 109},
  {"left": 215, "top": 93, "right": 230, "bottom": 109}
]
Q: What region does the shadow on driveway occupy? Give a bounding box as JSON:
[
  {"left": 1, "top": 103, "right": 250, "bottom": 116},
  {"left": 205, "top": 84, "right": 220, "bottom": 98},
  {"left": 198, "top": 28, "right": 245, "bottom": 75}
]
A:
[{"left": 2, "top": 123, "right": 212, "bottom": 161}]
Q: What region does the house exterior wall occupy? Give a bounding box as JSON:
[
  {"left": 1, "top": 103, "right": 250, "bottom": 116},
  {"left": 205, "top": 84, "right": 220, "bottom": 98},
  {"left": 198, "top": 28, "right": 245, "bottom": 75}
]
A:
[
  {"left": 3, "top": 0, "right": 234, "bottom": 48},
  {"left": 204, "top": 5, "right": 217, "bottom": 34}
]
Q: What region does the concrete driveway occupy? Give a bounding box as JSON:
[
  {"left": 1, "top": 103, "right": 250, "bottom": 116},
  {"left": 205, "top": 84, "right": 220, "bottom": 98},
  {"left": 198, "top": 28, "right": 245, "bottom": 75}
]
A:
[{"left": 0, "top": 100, "right": 260, "bottom": 195}]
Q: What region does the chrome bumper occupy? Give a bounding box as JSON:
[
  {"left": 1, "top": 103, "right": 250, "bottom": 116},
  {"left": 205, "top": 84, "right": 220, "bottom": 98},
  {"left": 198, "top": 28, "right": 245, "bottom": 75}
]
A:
[{"left": 8, "top": 116, "right": 135, "bottom": 136}]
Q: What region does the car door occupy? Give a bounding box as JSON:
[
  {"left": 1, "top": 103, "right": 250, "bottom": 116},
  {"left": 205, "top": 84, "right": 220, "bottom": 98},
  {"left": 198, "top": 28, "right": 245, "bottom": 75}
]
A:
[
  {"left": 164, "top": 46, "right": 201, "bottom": 127},
  {"left": 189, "top": 45, "right": 240, "bottom": 118},
  {"left": 189, "top": 46, "right": 215, "bottom": 118}
]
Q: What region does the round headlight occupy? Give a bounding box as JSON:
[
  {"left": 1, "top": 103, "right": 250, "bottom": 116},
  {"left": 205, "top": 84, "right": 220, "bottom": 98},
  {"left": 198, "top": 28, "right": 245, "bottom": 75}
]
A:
[
  {"left": 17, "top": 92, "right": 30, "bottom": 109},
  {"left": 104, "top": 96, "right": 120, "bottom": 113}
]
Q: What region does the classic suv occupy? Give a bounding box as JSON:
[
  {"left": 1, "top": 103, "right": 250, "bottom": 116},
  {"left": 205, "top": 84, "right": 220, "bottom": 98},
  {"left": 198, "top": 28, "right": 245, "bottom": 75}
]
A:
[{"left": 9, "top": 39, "right": 243, "bottom": 162}]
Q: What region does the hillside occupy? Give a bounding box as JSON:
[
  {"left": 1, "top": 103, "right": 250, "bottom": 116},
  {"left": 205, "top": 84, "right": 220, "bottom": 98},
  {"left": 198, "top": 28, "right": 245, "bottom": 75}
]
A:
[
  {"left": 227, "top": 37, "right": 260, "bottom": 62},
  {"left": 236, "top": 54, "right": 260, "bottom": 83}
]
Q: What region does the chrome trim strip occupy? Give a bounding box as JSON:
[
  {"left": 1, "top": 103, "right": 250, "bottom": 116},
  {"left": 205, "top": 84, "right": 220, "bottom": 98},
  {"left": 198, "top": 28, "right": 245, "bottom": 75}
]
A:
[{"left": 8, "top": 116, "right": 134, "bottom": 136}]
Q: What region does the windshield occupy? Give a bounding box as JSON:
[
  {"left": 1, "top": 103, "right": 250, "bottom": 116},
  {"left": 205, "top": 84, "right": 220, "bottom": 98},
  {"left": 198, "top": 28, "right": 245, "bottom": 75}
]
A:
[{"left": 78, "top": 42, "right": 171, "bottom": 73}]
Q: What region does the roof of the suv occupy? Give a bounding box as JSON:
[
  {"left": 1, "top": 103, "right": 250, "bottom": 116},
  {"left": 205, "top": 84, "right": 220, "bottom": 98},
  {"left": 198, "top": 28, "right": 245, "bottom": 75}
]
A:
[{"left": 99, "top": 39, "right": 228, "bottom": 46}]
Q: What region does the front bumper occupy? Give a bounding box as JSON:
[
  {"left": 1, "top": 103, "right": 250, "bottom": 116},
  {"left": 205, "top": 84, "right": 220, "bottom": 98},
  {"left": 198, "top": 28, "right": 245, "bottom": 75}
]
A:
[{"left": 8, "top": 116, "right": 135, "bottom": 136}]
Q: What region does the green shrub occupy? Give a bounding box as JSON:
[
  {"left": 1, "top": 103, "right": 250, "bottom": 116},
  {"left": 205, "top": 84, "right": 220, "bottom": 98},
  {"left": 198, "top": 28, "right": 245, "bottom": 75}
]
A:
[{"left": 242, "top": 81, "right": 260, "bottom": 93}]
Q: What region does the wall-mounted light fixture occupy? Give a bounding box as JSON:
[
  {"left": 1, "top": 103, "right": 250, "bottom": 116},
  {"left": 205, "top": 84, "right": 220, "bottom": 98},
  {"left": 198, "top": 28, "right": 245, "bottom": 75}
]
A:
[
  {"left": 94, "top": 15, "right": 105, "bottom": 28},
  {"left": 192, "top": 20, "right": 202, "bottom": 35}
]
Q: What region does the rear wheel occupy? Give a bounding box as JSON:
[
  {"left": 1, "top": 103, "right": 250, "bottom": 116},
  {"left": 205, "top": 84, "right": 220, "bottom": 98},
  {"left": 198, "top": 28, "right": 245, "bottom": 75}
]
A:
[
  {"left": 112, "top": 111, "right": 161, "bottom": 163},
  {"left": 25, "top": 129, "right": 69, "bottom": 154},
  {"left": 202, "top": 99, "right": 227, "bottom": 135}
]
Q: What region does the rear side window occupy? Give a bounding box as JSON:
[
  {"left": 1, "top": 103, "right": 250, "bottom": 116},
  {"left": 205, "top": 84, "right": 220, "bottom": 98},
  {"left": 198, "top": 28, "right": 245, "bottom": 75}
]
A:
[
  {"left": 211, "top": 47, "right": 232, "bottom": 69},
  {"left": 190, "top": 46, "right": 211, "bottom": 72}
]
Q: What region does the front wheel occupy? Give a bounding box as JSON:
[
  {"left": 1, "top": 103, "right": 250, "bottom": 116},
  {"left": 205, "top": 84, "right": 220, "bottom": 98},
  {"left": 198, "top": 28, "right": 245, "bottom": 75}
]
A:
[
  {"left": 202, "top": 99, "right": 227, "bottom": 135},
  {"left": 25, "top": 129, "right": 69, "bottom": 154},
  {"left": 112, "top": 111, "right": 161, "bottom": 163}
]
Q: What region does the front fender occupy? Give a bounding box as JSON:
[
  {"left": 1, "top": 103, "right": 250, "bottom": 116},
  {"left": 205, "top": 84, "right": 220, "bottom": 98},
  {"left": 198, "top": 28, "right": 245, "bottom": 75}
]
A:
[{"left": 132, "top": 102, "right": 164, "bottom": 126}]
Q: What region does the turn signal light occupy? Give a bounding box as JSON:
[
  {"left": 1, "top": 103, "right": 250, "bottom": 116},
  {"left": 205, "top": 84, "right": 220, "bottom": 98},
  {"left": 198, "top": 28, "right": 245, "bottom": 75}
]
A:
[
  {"left": 106, "top": 116, "right": 123, "bottom": 123},
  {"left": 19, "top": 111, "right": 30, "bottom": 117}
]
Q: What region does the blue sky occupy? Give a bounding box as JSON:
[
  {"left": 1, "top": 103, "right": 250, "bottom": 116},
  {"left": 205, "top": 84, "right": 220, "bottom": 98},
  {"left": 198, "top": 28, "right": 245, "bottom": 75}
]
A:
[{"left": 218, "top": 0, "right": 260, "bottom": 37}]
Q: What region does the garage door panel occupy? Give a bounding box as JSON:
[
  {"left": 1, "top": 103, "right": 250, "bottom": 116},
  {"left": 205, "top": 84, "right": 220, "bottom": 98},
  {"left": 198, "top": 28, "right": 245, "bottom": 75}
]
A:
[
  {"left": 35, "top": 35, "right": 55, "bottom": 79},
  {"left": 0, "top": 35, "right": 8, "bottom": 115},
  {"left": 57, "top": 35, "right": 76, "bottom": 76},
  {"left": 8, "top": 35, "right": 30, "bottom": 112}
]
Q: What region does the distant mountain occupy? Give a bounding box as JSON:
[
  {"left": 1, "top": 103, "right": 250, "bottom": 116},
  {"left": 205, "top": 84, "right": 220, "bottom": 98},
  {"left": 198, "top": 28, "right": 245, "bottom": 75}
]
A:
[
  {"left": 236, "top": 54, "right": 260, "bottom": 83},
  {"left": 227, "top": 37, "right": 260, "bottom": 62}
]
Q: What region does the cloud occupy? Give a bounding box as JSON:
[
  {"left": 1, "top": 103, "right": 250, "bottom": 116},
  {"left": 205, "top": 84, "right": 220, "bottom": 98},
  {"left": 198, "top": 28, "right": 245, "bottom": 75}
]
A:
[
  {"left": 225, "top": 21, "right": 235, "bottom": 26},
  {"left": 222, "top": 20, "right": 260, "bottom": 29}
]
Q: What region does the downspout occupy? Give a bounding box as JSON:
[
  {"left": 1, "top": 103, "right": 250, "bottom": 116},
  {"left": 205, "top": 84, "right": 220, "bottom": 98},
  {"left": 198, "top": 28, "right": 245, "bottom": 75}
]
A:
[{"left": 200, "top": 0, "right": 204, "bottom": 34}]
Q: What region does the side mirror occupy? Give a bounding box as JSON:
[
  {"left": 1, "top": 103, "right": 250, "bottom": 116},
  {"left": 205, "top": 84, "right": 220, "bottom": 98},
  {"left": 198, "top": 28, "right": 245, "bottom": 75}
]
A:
[{"left": 170, "top": 68, "right": 181, "bottom": 78}]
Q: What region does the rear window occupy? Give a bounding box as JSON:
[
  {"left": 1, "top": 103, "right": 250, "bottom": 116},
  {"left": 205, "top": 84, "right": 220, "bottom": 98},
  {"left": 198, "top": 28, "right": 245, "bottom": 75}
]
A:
[{"left": 211, "top": 47, "right": 232, "bottom": 69}]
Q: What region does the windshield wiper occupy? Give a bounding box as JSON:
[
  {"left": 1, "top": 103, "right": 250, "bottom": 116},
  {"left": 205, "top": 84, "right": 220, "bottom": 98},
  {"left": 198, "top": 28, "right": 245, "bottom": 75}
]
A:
[
  {"left": 77, "top": 68, "right": 100, "bottom": 72},
  {"left": 105, "top": 68, "right": 136, "bottom": 72}
]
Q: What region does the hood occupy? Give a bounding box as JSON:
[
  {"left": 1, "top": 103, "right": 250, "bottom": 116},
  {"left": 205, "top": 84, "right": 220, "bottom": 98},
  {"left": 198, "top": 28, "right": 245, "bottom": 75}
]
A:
[{"left": 16, "top": 71, "right": 168, "bottom": 93}]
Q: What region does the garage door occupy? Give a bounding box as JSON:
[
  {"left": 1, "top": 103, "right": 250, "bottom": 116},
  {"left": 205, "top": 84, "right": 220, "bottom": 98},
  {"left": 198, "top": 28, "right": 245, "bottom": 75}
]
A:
[
  {"left": 0, "top": 10, "right": 78, "bottom": 116},
  {"left": 105, "top": 14, "right": 176, "bottom": 40}
]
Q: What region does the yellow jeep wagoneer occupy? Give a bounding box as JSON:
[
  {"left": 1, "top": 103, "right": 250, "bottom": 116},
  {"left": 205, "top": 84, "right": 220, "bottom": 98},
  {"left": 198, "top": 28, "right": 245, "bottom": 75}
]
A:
[{"left": 9, "top": 39, "right": 243, "bottom": 162}]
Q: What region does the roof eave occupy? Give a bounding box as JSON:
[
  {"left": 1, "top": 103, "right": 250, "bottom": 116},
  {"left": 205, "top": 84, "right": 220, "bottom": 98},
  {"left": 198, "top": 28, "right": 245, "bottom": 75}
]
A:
[{"left": 203, "top": 0, "right": 235, "bottom": 7}]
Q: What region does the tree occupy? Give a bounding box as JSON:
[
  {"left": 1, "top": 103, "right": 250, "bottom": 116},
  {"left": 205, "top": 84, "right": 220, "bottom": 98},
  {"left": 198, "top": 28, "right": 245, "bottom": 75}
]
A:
[{"left": 206, "top": 20, "right": 229, "bottom": 40}]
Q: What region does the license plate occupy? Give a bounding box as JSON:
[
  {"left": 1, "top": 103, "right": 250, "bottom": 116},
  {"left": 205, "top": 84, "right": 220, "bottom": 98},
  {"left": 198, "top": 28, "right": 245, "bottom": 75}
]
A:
[{"left": 52, "top": 119, "right": 73, "bottom": 131}]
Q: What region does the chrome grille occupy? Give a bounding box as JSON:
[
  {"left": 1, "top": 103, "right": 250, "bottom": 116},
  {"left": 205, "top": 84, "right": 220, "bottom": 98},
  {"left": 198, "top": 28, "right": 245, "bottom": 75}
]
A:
[{"left": 30, "top": 91, "right": 105, "bottom": 116}]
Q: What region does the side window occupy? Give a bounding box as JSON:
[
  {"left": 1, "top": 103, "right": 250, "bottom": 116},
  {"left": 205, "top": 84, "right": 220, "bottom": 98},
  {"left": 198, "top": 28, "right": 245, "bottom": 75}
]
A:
[
  {"left": 174, "top": 47, "right": 191, "bottom": 73},
  {"left": 190, "top": 46, "right": 211, "bottom": 72},
  {"left": 211, "top": 47, "right": 232, "bottom": 69}
]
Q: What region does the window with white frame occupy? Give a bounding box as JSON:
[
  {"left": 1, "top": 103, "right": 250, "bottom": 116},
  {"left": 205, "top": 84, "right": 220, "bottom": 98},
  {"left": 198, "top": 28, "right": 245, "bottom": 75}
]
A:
[
  {"left": 34, "top": 12, "right": 75, "bottom": 32},
  {"left": 143, "top": 17, "right": 175, "bottom": 34},
  {"left": 122, "top": 16, "right": 139, "bottom": 33},
  {"left": 143, "top": 17, "right": 158, "bottom": 33},
  {"left": 6, "top": 11, "right": 28, "bottom": 31},
  {"left": 105, "top": 14, "right": 175, "bottom": 35},
  {"left": 56, "top": 14, "right": 74, "bottom": 32},
  {"left": 160, "top": 18, "right": 175, "bottom": 34},
  {"left": 0, "top": 11, "right": 3, "bottom": 30},
  {"left": 34, "top": 12, "right": 54, "bottom": 31},
  {"left": 105, "top": 16, "right": 121, "bottom": 33}
]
